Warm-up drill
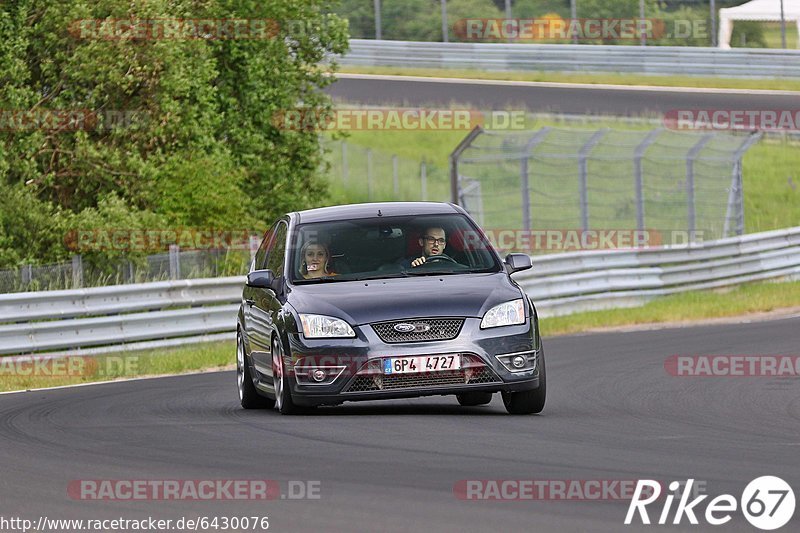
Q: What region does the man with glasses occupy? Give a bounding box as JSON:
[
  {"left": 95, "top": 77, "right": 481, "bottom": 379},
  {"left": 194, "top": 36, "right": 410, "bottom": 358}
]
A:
[{"left": 409, "top": 226, "right": 449, "bottom": 268}]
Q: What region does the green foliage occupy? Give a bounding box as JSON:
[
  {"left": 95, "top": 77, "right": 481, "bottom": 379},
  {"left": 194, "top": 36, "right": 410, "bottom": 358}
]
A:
[
  {"left": 0, "top": 0, "right": 348, "bottom": 268},
  {"left": 730, "top": 21, "right": 768, "bottom": 48},
  {"left": 0, "top": 181, "right": 67, "bottom": 266}
]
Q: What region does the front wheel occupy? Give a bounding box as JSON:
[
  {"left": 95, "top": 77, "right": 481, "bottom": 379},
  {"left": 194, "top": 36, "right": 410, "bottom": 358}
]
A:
[
  {"left": 272, "top": 337, "right": 302, "bottom": 415},
  {"left": 237, "top": 331, "right": 274, "bottom": 409},
  {"left": 501, "top": 350, "right": 546, "bottom": 415}
]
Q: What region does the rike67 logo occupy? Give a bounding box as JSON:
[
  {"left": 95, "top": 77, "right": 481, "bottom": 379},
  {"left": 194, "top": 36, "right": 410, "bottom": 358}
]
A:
[{"left": 625, "top": 477, "right": 795, "bottom": 530}]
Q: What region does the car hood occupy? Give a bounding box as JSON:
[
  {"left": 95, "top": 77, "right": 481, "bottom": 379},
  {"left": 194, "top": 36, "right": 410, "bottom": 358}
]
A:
[{"left": 287, "top": 272, "right": 523, "bottom": 325}]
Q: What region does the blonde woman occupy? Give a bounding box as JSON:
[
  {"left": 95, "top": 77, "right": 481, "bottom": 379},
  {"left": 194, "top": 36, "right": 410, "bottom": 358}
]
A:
[{"left": 300, "top": 241, "right": 336, "bottom": 279}]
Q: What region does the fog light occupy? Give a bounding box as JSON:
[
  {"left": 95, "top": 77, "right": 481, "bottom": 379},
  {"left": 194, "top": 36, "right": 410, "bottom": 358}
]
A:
[
  {"left": 512, "top": 355, "right": 526, "bottom": 368},
  {"left": 311, "top": 368, "right": 327, "bottom": 382}
]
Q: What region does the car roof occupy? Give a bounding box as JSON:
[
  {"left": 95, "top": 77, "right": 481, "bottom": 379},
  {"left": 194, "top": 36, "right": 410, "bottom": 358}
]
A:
[{"left": 294, "top": 202, "right": 461, "bottom": 224}]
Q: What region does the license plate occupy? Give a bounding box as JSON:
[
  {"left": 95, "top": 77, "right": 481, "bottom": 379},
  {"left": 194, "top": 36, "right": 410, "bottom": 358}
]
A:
[{"left": 383, "top": 355, "right": 460, "bottom": 374}]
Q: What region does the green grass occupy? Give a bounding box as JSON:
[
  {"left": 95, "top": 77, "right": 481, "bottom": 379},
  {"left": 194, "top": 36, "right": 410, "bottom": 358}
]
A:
[
  {"left": 338, "top": 65, "right": 800, "bottom": 92},
  {"left": 762, "top": 22, "right": 800, "bottom": 49},
  {"left": 540, "top": 279, "right": 800, "bottom": 337},
  {"left": 0, "top": 341, "right": 233, "bottom": 393},
  {"left": 3, "top": 280, "right": 799, "bottom": 392}
]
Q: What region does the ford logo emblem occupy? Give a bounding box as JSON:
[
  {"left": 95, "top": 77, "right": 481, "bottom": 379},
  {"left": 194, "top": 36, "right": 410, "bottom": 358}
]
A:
[{"left": 394, "top": 322, "right": 431, "bottom": 333}]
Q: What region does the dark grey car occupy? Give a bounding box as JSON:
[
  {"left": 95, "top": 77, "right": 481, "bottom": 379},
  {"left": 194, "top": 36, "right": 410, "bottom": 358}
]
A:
[{"left": 236, "top": 202, "right": 545, "bottom": 415}]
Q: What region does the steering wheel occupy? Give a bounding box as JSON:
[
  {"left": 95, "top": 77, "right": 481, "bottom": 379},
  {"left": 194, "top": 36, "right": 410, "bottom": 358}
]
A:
[{"left": 423, "top": 254, "right": 458, "bottom": 264}]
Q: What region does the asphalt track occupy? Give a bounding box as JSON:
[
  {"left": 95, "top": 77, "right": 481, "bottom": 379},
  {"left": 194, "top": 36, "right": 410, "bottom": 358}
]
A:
[
  {"left": 2, "top": 315, "right": 799, "bottom": 532},
  {"left": 327, "top": 74, "right": 800, "bottom": 115}
]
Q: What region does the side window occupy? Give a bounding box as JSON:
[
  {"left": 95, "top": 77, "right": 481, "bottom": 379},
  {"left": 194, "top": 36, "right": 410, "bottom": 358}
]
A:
[
  {"left": 265, "top": 221, "right": 288, "bottom": 276},
  {"left": 253, "top": 226, "right": 276, "bottom": 271}
]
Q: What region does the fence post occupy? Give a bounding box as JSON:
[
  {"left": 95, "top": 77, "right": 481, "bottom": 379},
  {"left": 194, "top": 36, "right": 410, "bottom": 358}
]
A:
[
  {"left": 21, "top": 264, "right": 32, "bottom": 287},
  {"left": 71, "top": 255, "right": 83, "bottom": 289},
  {"left": 367, "top": 148, "right": 374, "bottom": 200},
  {"left": 686, "top": 134, "right": 714, "bottom": 239},
  {"left": 392, "top": 155, "right": 399, "bottom": 197},
  {"left": 520, "top": 127, "right": 553, "bottom": 233},
  {"left": 633, "top": 129, "right": 662, "bottom": 232},
  {"left": 724, "top": 132, "right": 761, "bottom": 237},
  {"left": 169, "top": 244, "right": 181, "bottom": 280},
  {"left": 449, "top": 126, "right": 484, "bottom": 205},
  {"left": 373, "top": 0, "right": 382, "bottom": 39},
  {"left": 578, "top": 129, "right": 608, "bottom": 232},
  {"left": 123, "top": 261, "right": 134, "bottom": 284},
  {"left": 341, "top": 141, "right": 349, "bottom": 185},
  {"left": 420, "top": 160, "right": 427, "bottom": 201}
]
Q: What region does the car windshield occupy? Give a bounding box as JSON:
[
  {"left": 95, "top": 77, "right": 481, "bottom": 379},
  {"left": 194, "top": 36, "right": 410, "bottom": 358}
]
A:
[{"left": 290, "top": 214, "right": 501, "bottom": 283}]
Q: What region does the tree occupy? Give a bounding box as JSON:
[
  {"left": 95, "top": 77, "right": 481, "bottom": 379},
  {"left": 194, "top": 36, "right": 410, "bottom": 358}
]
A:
[{"left": 0, "top": 0, "right": 348, "bottom": 268}]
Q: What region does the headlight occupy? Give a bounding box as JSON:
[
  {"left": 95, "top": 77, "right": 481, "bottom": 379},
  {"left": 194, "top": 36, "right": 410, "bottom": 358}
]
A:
[
  {"left": 480, "top": 299, "right": 526, "bottom": 329},
  {"left": 299, "top": 314, "right": 355, "bottom": 338}
]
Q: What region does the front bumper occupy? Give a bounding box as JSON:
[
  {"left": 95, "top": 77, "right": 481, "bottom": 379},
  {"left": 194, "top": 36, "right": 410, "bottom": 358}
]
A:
[{"left": 285, "top": 317, "right": 541, "bottom": 407}]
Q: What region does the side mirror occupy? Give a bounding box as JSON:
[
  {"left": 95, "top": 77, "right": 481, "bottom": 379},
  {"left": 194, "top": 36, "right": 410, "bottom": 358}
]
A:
[
  {"left": 246, "top": 269, "right": 275, "bottom": 289},
  {"left": 505, "top": 253, "right": 532, "bottom": 274}
]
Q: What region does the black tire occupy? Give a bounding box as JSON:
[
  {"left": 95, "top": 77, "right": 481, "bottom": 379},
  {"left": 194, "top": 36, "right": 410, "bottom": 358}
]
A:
[
  {"left": 237, "top": 331, "right": 274, "bottom": 409},
  {"left": 501, "top": 349, "right": 546, "bottom": 415},
  {"left": 272, "top": 337, "right": 302, "bottom": 415},
  {"left": 456, "top": 392, "right": 493, "bottom": 406}
]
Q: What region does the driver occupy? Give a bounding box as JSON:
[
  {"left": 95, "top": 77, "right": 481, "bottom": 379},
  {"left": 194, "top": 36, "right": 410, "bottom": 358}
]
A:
[{"left": 410, "top": 226, "right": 448, "bottom": 268}]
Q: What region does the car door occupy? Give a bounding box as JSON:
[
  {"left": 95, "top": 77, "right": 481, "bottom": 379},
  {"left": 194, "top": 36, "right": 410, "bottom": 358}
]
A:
[{"left": 251, "top": 220, "right": 288, "bottom": 378}]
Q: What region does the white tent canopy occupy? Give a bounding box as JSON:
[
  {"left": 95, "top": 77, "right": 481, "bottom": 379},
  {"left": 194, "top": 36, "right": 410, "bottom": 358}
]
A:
[{"left": 719, "top": 0, "right": 800, "bottom": 48}]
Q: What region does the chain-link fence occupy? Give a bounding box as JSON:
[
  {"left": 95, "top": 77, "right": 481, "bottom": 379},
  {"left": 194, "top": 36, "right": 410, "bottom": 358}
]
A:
[
  {"left": 452, "top": 126, "right": 762, "bottom": 249},
  {"left": 0, "top": 246, "right": 254, "bottom": 294},
  {"left": 323, "top": 139, "right": 450, "bottom": 203}
]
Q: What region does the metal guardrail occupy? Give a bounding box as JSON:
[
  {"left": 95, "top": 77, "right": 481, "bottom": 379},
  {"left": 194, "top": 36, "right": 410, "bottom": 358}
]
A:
[
  {"left": 340, "top": 40, "right": 800, "bottom": 78},
  {"left": 1, "top": 227, "right": 798, "bottom": 356},
  {"left": 513, "top": 226, "right": 800, "bottom": 316}
]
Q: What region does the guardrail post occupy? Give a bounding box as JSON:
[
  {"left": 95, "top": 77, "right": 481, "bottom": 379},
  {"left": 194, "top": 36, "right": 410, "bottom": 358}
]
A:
[
  {"left": 686, "top": 134, "right": 714, "bottom": 239},
  {"left": 420, "top": 160, "right": 427, "bottom": 201},
  {"left": 578, "top": 129, "right": 608, "bottom": 232},
  {"left": 392, "top": 155, "right": 399, "bottom": 197},
  {"left": 520, "top": 127, "right": 552, "bottom": 232},
  {"left": 633, "top": 129, "right": 662, "bottom": 232},
  {"left": 169, "top": 244, "right": 181, "bottom": 280},
  {"left": 71, "top": 255, "right": 83, "bottom": 288},
  {"left": 367, "top": 149, "right": 373, "bottom": 200}
]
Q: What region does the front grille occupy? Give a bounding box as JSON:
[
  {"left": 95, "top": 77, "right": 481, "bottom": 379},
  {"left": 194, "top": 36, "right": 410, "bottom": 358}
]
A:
[
  {"left": 342, "top": 357, "right": 500, "bottom": 393},
  {"left": 372, "top": 318, "right": 464, "bottom": 343}
]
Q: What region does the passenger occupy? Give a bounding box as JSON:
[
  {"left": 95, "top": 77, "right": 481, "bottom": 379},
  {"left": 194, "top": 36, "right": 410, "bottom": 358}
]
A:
[{"left": 300, "top": 241, "right": 336, "bottom": 279}]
